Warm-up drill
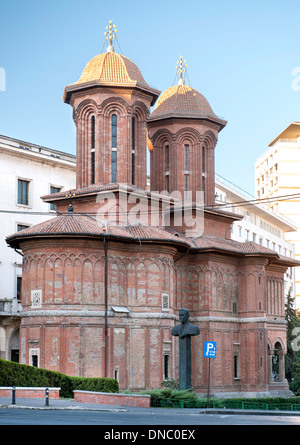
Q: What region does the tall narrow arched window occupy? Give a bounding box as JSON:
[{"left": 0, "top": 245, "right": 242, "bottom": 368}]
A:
[
  {"left": 184, "top": 144, "right": 189, "bottom": 192},
  {"left": 91, "top": 115, "right": 95, "bottom": 184},
  {"left": 165, "top": 144, "right": 169, "bottom": 192},
  {"left": 202, "top": 146, "right": 205, "bottom": 200},
  {"left": 131, "top": 117, "right": 135, "bottom": 185},
  {"left": 111, "top": 114, "right": 117, "bottom": 182}
]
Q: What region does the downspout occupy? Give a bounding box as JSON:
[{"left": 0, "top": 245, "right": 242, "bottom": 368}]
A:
[{"left": 103, "top": 228, "right": 108, "bottom": 378}]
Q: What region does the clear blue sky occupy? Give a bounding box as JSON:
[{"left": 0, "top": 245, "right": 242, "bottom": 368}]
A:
[{"left": 1, "top": 0, "right": 300, "bottom": 195}]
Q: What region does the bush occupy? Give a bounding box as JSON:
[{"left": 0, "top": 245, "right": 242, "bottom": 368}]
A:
[{"left": 0, "top": 359, "right": 118, "bottom": 398}]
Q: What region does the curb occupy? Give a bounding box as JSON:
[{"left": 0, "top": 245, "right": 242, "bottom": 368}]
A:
[
  {"left": 201, "top": 408, "right": 300, "bottom": 417},
  {"left": 0, "top": 404, "right": 127, "bottom": 412}
]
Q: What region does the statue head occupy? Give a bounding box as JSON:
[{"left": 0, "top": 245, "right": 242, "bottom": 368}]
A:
[{"left": 179, "top": 308, "right": 189, "bottom": 324}]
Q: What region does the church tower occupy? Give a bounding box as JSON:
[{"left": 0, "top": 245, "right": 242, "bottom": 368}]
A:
[
  {"left": 63, "top": 21, "right": 160, "bottom": 191},
  {"left": 147, "top": 57, "right": 227, "bottom": 205}
]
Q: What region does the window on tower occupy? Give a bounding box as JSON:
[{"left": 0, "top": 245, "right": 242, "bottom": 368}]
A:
[
  {"left": 132, "top": 116, "right": 135, "bottom": 185},
  {"left": 112, "top": 114, "right": 117, "bottom": 148},
  {"left": 112, "top": 114, "right": 117, "bottom": 182},
  {"left": 91, "top": 115, "right": 95, "bottom": 184},
  {"left": 112, "top": 150, "right": 117, "bottom": 183}
]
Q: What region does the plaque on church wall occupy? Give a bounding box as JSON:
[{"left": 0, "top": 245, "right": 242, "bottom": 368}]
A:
[
  {"left": 162, "top": 293, "right": 169, "bottom": 311},
  {"left": 31, "top": 289, "right": 42, "bottom": 308}
]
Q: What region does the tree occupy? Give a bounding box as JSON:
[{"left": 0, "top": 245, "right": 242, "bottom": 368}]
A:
[{"left": 285, "top": 286, "right": 300, "bottom": 392}]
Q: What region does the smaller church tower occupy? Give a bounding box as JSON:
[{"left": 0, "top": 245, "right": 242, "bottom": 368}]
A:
[
  {"left": 147, "top": 57, "right": 227, "bottom": 205},
  {"left": 63, "top": 21, "right": 160, "bottom": 191}
]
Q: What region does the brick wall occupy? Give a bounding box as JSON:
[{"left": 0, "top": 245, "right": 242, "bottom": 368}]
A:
[
  {"left": 74, "top": 390, "right": 150, "bottom": 407},
  {"left": 0, "top": 387, "right": 60, "bottom": 399}
]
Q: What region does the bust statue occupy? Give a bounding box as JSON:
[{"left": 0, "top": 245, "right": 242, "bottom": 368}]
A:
[{"left": 171, "top": 308, "right": 200, "bottom": 338}]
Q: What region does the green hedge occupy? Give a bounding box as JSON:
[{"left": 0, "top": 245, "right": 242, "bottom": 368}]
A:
[
  {"left": 138, "top": 387, "right": 300, "bottom": 410},
  {"left": 0, "top": 359, "right": 118, "bottom": 398}
]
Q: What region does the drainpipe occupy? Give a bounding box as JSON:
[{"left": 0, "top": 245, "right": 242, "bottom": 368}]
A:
[{"left": 103, "top": 227, "right": 108, "bottom": 377}]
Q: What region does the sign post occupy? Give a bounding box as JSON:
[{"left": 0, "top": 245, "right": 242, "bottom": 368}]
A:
[{"left": 204, "top": 341, "right": 217, "bottom": 408}]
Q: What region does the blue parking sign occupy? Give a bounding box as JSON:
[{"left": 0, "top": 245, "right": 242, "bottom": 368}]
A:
[{"left": 204, "top": 341, "right": 217, "bottom": 358}]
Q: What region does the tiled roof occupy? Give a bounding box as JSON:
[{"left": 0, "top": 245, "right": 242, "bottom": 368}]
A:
[
  {"left": 149, "top": 84, "right": 219, "bottom": 120},
  {"left": 75, "top": 51, "right": 149, "bottom": 88},
  {"left": 6, "top": 215, "right": 298, "bottom": 265}
]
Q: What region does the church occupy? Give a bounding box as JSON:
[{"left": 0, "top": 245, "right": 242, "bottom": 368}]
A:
[{"left": 6, "top": 21, "right": 297, "bottom": 397}]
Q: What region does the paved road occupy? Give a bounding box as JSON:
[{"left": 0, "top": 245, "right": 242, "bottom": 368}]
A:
[{"left": 1, "top": 406, "right": 300, "bottom": 426}]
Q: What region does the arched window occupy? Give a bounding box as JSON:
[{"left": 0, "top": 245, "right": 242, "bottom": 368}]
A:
[
  {"left": 112, "top": 114, "right": 117, "bottom": 148},
  {"left": 165, "top": 144, "right": 169, "bottom": 192},
  {"left": 184, "top": 144, "right": 189, "bottom": 192},
  {"left": 202, "top": 146, "right": 205, "bottom": 200},
  {"left": 91, "top": 115, "right": 95, "bottom": 149},
  {"left": 132, "top": 117, "right": 135, "bottom": 185},
  {"left": 111, "top": 114, "right": 117, "bottom": 182},
  {"left": 91, "top": 115, "right": 95, "bottom": 184}
]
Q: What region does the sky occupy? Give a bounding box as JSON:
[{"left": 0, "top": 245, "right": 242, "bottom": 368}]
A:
[{"left": 0, "top": 0, "right": 300, "bottom": 195}]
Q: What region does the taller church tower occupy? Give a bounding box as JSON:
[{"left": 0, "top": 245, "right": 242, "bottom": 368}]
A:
[{"left": 63, "top": 21, "right": 160, "bottom": 191}]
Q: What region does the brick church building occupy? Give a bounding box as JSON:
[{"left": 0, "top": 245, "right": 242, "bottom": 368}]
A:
[{"left": 7, "top": 22, "right": 297, "bottom": 397}]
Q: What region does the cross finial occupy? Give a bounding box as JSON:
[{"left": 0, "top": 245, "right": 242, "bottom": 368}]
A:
[
  {"left": 66, "top": 189, "right": 75, "bottom": 213},
  {"left": 104, "top": 20, "right": 117, "bottom": 52},
  {"left": 176, "top": 56, "right": 187, "bottom": 85}
]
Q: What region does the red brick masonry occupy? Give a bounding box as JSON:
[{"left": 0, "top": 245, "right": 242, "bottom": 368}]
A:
[
  {"left": 74, "top": 390, "right": 151, "bottom": 407},
  {"left": 0, "top": 387, "right": 60, "bottom": 399}
]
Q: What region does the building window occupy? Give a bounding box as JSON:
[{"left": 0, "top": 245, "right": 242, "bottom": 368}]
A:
[
  {"left": 50, "top": 186, "right": 61, "bottom": 211},
  {"left": 18, "top": 179, "right": 29, "bottom": 206},
  {"left": 112, "top": 150, "right": 117, "bottom": 183},
  {"left": 165, "top": 145, "right": 169, "bottom": 171},
  {"left": 184, "top": 174, "right": 189, "bottom": 192},
  {"left": 91, "top": 151, "right": 95, "bottom": 184},
  {"left": 91, "top": 115, "right": 95, "bottom": 149},
  {"left": 165, "top": 174, "right": 169, "bottom": 193},
  {"left": 163, "top": 354, "right": 170, "bottom": 380},
  {"left": 132, "top": 117, "right": 135, "bottom": 185},
  {"left": 112, "top": 114, "right": 117, "bottom": 148},
  {"left": 234, "top": 355, "right": 239, "bottom": 379},
  {"left": 202, "top": 146, "right": 206, "bottom": 201},
  {"left": 17, "top": 224, "right": 29, "bottom": 232},
  {"left": 184, "top": 144, "right": 189, "bottom": 171},
  {"left": 29, "top": 348, "right": 40, "bottom": 368},
  {"left": 91, "top": 115, "right": 95, "bottom": 184},
  {"left": 16, "top": 277, "right": 22, "bottom": 301}
]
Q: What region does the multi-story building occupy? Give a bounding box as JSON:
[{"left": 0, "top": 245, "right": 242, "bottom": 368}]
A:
[
  {"left": 255, "top": 122, "right": 300, "bottom": 307},
  {"left": 0, "top": 134, "right": 76, "bottom": 361},
  {"left": 215, "top": 173, "right": 296, "bottom": 299}
]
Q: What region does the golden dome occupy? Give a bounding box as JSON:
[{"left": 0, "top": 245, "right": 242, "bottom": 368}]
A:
[
  {"left": 75, "top": 50, "right": 149, "bottom": 87},
  {"left": 63, "top": 48, "right": 160, "bottom": 105},
  {"left": 149, "top": 83, "right": 217, "bottom": 120}
]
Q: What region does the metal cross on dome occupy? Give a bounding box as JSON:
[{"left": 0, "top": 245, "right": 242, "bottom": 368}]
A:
[
  {"left": 176, "top": 56, "right": 187, "bottom": 85},
  {"left": 104, "top": 20, "right": 117, "bottom": 49},
  {"left": 66, "top": 189, "right": 75, "bottom": 213}
]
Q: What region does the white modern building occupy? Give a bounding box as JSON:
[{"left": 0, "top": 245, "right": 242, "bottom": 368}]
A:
[
  {"left": 0, "top": 134, "right": 76, "bottom": 361},
  {"left": 255, "top": 122, "right": 300, "bottom": 308},
  {"left": 215, "top": 173, "right": 296, "bottom": 301}
]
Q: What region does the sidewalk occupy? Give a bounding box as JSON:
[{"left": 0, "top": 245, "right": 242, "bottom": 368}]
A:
[
  {"left": 1, "top": 396, "right": 300, "bottom": 416},
  {"left": 0, "top": 396, "right": 128, "bottom": 412}
]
